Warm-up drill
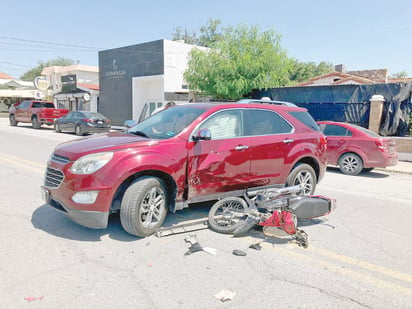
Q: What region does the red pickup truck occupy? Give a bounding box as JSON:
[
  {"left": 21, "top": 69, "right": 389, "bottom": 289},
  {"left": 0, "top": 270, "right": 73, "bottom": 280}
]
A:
[{"left": 9, "top": 100, "right": 69, "bottom": 129}]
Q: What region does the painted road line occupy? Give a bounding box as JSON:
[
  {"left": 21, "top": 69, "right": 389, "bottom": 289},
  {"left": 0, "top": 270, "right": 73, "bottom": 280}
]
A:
[
  {"left": 241, "top": 235, "right": 412, "bottom": 299},
  {"left": 273, "top": 244, "right": 412, "bottom": 298},
  {"left": 0, "top": 151, "right": 45, "bottom": 174},
  {"left": 310, "top": 246, "right": 412, "bottom": 285}
]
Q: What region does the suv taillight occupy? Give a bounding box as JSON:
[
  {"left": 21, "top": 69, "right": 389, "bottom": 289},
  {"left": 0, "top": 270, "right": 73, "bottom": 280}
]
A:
[{"left": 320, "top": 136, "right": 327, "bottom": 151}]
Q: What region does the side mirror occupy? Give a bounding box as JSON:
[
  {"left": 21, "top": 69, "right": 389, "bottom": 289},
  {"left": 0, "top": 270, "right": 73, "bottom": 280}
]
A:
[
  {"left": 124, "top": 120, "right": 137, "bottom": 129},
  {"left": 193, "top": 129, "right": 211, "bottom": 141}
]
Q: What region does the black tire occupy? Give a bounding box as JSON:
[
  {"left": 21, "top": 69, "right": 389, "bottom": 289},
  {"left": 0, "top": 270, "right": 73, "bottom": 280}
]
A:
[
  {"left": 9, "top": 114, "right": 18, "bottom": 126},
  {"left": 286, "top": 163, "right": 316, "bottom": 195},
  {"left": 120, "top": 177, "right": 168, "bottom": 237},
  {"left": 32, "top": 116, "right": 41, "bottom": 129},
  {"left": 338, "top": 153, "right": 363, "bottom": 175},
  {"left": 208, "top": 197, "right": 248, "bottom": 234},
  {"left": 55, "top": 123, "right": 62, "bottom": 133},
  {"left": 75, "top": 125, "right": 83, "bottom": 136}
]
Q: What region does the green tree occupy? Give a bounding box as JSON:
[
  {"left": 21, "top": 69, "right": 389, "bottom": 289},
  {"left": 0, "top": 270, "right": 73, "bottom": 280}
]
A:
[
  {"left": 172, "top": 18, "right": 223, "bottom": 47},
  {"left": 171, "top": 26, "right": 198, "bottom": 45},
  {"left": 184, "top": 24, "right": 292, "bottom": 100},
  {"left": 389, "top": 70, "right": 408, "bottom": 79},
  {"left": 288, "top": 60, "right": 333, "bottom": 84},
  {"left": 20, "top": 57, "right": 75, "bottom": 81},
  {"left": 198, "top": 18, "right": 223, "bottom": 47}
]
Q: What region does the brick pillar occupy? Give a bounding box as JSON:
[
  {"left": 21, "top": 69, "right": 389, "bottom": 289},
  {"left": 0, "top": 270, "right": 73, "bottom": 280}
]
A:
[{"left": 369, "top": 94, "right": 385, "bottom": 134}]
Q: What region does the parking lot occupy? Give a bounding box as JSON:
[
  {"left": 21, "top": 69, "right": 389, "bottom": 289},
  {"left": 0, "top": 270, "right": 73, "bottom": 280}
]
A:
[{"left": 1, "top": 118, "right": 411, "bottom": 308}]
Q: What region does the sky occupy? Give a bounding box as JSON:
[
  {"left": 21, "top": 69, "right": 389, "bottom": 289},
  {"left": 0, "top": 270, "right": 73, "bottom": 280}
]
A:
[{"left": 1, "top": 0, "right": 411, "bottom": 79}]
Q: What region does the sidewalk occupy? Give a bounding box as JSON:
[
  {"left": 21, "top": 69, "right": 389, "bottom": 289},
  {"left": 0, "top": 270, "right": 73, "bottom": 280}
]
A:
[{"left": 379, "top": 153, "right": 412, "bottom": 174}]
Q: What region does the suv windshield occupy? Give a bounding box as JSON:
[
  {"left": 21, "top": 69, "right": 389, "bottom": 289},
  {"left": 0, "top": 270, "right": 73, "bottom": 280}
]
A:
[{"left": 127, "top": 106, "right": 206, "bottom": 139}]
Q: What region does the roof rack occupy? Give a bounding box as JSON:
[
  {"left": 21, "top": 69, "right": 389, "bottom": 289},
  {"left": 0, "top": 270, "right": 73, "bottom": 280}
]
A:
[{"left": 236, "top": 98, "right": 297, "bottom": 107}]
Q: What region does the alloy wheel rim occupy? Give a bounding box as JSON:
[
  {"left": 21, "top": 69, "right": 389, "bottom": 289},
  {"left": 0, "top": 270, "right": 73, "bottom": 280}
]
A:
[
  {"left": 343, "top": 156, "right": 358, "bottom": 172},
  {"left": 295, "top": 171, "right": 313, "bottom": 195},
  {"left": 141, "top": 187, "right": 165, "bottom": 227}
]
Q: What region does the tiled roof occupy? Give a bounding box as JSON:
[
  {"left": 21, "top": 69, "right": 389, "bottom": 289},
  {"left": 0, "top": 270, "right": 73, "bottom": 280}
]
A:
[
  {"left": 0, "top": 72, "right": 14, "bottom": 79},
  {"left": 294, "top": 71, "right": 376, "bottom": 86},
  {"left": 78, "top": 83, "right": 99, "bottom": 90},
  {"left": 387, "top": 77, "right": 412, "bottom": 83},
  {"left": 333, "top": 75, "right": 376, "bottom": 84}
]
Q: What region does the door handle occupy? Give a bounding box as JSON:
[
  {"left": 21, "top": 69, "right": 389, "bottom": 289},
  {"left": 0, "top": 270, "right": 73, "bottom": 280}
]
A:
[
  {"left": 235, "top": 145, "right": 249, "bottom": 150},
  {"left": 283, "top": 139, "right": 294, "bottom": 144}
]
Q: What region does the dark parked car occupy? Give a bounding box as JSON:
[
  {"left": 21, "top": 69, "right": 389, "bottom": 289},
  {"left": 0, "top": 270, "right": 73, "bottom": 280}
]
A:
[
  {"left": 55, "top": 111, "right": 111, "bottom": 136},
  {"left": 317, "top": 121, "right": 398, "bottom": 175},
  {"left": 42, "top": 103, "right": 327, "bottom": 237}
]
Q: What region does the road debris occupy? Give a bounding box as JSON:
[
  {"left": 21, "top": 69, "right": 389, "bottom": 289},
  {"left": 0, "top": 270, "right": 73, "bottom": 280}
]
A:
[
  {"left": 214, "top": 289, "right": 236, "bottom": 302},
  {"left": 156, "top": 218, "right": 209, "bottom": 237},
  {"left": 24, "top": 296, "right": 44, "bottom": 302},
  {"left": 184, "top": 235, "right": 217, "bottom": 256},
  {"left": 249, "top": 242, "right": 262, "bottom": 250},
  {"left": 232, "top": 249, "right": 247, "bottom": 256}
]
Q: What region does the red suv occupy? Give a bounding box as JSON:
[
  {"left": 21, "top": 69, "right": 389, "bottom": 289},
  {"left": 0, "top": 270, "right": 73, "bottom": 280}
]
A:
[{"left": 42, "top": 103, "right": 327, "bottom": 237}]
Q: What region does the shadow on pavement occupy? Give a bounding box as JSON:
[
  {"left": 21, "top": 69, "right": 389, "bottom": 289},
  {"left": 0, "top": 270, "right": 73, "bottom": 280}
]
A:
[
  {"left": 326, "top": 166, "right": 389, "bottom": 178},
  {"left": 31, "top": 201, "right": 214, "bottom": 242}
]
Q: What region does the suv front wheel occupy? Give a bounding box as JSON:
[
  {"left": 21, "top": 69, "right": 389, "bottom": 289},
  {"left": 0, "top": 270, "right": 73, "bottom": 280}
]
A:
[
  {"left": 286, "top": 163, "right": 316, "bottom": 195},
  {"left": 120, "top": 177, "right": 168, "bottom": 237}
]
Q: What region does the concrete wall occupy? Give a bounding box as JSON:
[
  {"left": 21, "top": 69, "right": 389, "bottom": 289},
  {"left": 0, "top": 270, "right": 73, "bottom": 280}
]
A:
[{"left": 99, "top": 40, "right": 164, "bottom": 125}]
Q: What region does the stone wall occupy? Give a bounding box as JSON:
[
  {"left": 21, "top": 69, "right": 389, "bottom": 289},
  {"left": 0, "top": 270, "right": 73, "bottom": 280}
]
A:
[{"left": 393, "top": 137, "right": 412, "bottom": 153}]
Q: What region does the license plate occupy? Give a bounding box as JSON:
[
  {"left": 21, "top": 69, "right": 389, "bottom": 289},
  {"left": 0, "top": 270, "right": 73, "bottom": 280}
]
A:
[
  {"left": 97, "top": 120, "right": 103, "bottom": 124},
  {"left": 41, "top": 186, "right": 50, "bottom": 203}
]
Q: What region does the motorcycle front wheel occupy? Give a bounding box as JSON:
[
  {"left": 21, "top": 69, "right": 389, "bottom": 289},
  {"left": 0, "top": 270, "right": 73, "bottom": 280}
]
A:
[{"left": 208, "top": 197, "right": 248, "bottom": 234}]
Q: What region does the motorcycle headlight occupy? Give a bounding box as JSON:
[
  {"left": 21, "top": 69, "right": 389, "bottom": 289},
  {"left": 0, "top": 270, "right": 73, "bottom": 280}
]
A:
[{"left": 70, "top": 152, "right": 113, "bottom": 174}]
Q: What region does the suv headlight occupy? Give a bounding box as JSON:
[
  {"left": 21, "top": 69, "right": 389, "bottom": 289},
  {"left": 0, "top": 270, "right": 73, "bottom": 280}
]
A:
[{"left": 70, "top": 152, "right": 113, "bottom": 174}]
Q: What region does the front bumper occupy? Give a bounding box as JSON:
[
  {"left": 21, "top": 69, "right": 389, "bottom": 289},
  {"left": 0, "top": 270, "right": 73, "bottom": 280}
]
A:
[{"left": 41, "top": 186, "right": 109, "bottom": 229}]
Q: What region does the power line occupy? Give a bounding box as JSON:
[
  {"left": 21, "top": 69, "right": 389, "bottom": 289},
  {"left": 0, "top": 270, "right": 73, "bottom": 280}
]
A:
[
  {"left": 0, "top": 35, "right": 105, "bottom": 50},
  {"left": 0, "top": 61, "right": 32, "bottom": 68}
]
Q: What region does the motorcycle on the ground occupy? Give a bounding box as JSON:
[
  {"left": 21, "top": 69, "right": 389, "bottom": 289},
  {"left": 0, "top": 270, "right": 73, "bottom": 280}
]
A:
[{"left": 207, "top": 185, "right": 336, "bottom": 248}]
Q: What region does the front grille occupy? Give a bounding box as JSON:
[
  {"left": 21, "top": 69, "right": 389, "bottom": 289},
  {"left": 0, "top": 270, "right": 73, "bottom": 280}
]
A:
[
  {"left": 51, "top": 153, "right": 70, "bottom": 164},
  {"left": 45, "top": 167, "right": 64, "bottom": 188}
]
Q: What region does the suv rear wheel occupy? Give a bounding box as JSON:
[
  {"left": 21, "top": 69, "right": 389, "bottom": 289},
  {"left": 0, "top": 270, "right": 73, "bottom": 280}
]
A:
[
  {"left": 120, "top": 177, "right": 168, "bottom": 237},
  {"left": 286, "top": 163, "right": 316, "bottom": 195}
]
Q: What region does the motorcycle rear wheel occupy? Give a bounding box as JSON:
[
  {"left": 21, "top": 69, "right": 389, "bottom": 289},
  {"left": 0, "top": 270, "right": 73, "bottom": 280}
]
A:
[{"left": 208, "top": 197, "right": 248, "bottom": 234}]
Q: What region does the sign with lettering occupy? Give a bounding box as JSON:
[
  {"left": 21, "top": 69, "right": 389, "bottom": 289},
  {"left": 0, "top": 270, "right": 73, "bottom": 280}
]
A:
[{"left": 34, "top": 76, "right": 49, "bottom": 91}]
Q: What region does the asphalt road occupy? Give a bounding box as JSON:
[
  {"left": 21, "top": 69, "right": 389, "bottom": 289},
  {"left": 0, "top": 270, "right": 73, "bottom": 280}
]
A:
[{"left": 0, "top": 118, "right": 411, "bottom": 309}]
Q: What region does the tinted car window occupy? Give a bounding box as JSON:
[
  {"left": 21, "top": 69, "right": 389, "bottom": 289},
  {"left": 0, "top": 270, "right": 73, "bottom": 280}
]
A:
[
  {"left": 199, "top": 110, "right": 243, "bottom": 139},
  {"left": 320, "top": 124, "right": 352, "bottom": 136},
  {"left": 83, "top": 112, "right": 107, "bottom": 119},
  {"left": 20, "top": 101, "right": 31, "bottom": 108},
  {"left": 248, "top": 110, "right": 292, "bottom": 135},
  {"left": 289, "top": 111, "right": 320, "bottom": 131},
  {"left": 346, "top": 123, "right": 380, "bottom": 137}
]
